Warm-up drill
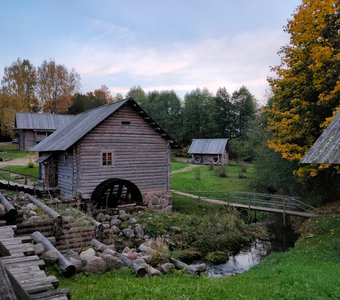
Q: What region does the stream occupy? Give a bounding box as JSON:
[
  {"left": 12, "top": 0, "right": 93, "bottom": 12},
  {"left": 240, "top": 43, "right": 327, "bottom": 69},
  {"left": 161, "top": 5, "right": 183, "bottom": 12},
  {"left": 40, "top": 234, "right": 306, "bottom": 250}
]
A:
[{"left": 207, "top": 217, "right": 299, "bottom": 277}]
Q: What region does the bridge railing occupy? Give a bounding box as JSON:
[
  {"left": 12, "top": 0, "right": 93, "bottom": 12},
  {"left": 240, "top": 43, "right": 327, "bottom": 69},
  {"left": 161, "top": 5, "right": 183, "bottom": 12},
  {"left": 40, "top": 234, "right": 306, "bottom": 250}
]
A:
[
  {"left": 229, "top": 191, "right": 316, "bottom": 213},
  {"left": 173, "top": 190, "right": 316, "bottom": 214}
]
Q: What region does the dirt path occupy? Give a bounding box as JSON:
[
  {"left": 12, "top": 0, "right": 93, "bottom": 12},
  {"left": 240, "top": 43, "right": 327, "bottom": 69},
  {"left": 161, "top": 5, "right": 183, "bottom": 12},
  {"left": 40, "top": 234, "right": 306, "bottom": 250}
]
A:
[
  {"left": 171, "top": 164, "right": 200, "bottom": 175},
  {"left": 0, "top": 156, "right": 33, "bottom": 167}
]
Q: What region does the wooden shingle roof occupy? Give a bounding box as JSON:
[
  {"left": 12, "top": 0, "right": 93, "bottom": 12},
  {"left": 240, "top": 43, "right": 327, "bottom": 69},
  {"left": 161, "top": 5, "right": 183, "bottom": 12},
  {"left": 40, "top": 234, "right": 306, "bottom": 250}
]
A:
[
  {"left": 188, "top": 139, "right": 229, "bottom": 155},
  {"left": 32, "top": 98, "right": 178, "bottom": 152},
  {"left": 15, "top": 112, "right": 74, "bottom": 130},
  {"left": 301, "top": 111, "right": 340, "bottom": 165}
]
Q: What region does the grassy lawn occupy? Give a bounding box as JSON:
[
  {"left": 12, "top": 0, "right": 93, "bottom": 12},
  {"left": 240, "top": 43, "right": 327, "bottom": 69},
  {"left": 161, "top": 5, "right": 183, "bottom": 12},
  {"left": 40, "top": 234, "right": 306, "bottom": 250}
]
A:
[
  {"left": 1, "top": 165, "right": 39, "bottom": 178},
  {"left": 171, "top": 162, "right": 254, "bottom": 198},
  {"left": 59, "top": 211, "right": 340, "bottom": 299},
  {"left": 171, "top": 162, "right": 188, "bottom": 171}
]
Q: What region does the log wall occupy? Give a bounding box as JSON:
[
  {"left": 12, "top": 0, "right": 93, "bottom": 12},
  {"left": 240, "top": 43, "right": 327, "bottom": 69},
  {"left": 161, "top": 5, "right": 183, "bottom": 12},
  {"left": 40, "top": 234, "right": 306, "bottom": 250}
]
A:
[
  {"left": 57, "top": 151, "right": 74, "bottom": 196},
  {"left": 74, "top": 105, "right": 170, "bottom": 200}
]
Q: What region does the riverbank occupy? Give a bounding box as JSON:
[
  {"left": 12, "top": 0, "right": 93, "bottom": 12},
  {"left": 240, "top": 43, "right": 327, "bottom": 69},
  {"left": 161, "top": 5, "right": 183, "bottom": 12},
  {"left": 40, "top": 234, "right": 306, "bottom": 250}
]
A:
[{"left": 58, "top": 202, "right": 340, "bottom": 299}]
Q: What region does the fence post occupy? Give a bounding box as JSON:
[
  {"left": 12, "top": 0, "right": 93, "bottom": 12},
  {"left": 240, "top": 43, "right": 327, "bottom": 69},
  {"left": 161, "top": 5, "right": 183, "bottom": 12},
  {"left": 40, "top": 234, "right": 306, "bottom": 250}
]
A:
[
  {"left": 283, "top": 197, "right": 286, "bottom": 226},
  {"left": 24, "top": 175, "right": 27, "bottom": 185}
]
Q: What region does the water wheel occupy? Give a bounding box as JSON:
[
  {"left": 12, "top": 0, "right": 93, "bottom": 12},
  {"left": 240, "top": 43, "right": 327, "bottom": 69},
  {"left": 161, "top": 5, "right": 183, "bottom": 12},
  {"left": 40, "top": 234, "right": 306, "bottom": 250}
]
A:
[{"left": 91, "top": 179, "right": 143, "bottom": 208}]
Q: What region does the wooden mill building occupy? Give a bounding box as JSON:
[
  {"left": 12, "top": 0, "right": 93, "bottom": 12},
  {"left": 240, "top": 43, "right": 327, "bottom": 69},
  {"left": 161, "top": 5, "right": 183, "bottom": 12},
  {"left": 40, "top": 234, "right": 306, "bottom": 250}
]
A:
[
  {"left": 188, "top": 138, "right": 229, "bottom": 165},
  {"left": 14, "top": 112, "right": 74, "bottom": 151},
  {"left": 32, "top": 98, "right": 178, "bottom": 211}
]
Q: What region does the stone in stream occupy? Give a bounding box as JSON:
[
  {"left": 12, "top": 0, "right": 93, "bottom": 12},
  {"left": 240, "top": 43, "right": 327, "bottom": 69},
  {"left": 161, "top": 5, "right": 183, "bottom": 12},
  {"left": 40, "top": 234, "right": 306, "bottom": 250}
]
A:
[
  {"left": 41, "top": 250, "right": 58, "bottom": 265},
  {"left": 83, "top": 256, "right": 107, "bottom": 274},
  {"left": 33, "top": 243, "right": 45, "bottom": 255}
]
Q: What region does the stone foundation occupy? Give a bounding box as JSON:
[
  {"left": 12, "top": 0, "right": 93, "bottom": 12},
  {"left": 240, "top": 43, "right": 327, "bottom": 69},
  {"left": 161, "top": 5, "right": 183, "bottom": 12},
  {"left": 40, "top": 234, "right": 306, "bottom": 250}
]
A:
[{"left": 142, "top": 190, "right": 172, "bottom": 212}]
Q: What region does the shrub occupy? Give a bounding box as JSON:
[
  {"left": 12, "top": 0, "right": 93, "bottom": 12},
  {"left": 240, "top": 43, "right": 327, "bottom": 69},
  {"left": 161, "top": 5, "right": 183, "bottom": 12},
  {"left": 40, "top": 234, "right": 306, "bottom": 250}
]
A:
[
  {"left": 27, "top": 160, "right": 35, "bottom": 168},
  {"left": 215, "top": 165, "right": 227, "bottom": 177},
  {"left": 205, "top": 251, "right": 229, "bottom": 264}
]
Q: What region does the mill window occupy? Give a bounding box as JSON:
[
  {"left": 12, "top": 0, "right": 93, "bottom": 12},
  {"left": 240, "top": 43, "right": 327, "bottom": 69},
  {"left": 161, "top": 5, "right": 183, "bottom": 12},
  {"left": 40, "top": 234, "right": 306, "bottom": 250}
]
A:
[{"left": 102, "top": 152, "right": 113, "bottom": 166}]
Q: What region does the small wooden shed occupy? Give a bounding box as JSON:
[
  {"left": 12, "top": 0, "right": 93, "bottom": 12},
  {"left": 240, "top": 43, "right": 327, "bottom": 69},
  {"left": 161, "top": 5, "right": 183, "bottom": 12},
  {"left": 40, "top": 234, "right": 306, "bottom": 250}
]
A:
[
  {"left": 32, "top": 98, "right": 178, "bottom": 211},
  {"left": 301, "top": 111, "right": 340, "bottom": 164},
  {"left": 14, "top": 113, "right": 74, "bottom": 151},
  {"left": 188, "top": 138, "right": 229, "bottom": 165}
]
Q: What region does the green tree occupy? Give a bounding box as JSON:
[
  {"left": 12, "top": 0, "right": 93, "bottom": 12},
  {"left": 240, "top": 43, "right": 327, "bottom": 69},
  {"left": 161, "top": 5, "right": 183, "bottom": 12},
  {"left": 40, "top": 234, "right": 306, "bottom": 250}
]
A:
[{"left": 231, "top": 86, "right": 257, "bottom": 137}]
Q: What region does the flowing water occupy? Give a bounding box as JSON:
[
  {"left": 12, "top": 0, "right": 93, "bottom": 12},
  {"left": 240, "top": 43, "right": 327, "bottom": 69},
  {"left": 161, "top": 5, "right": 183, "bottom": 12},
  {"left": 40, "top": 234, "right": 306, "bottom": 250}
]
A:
[{"left": 207, "top": 217, "right": 299, "bottom": 277}]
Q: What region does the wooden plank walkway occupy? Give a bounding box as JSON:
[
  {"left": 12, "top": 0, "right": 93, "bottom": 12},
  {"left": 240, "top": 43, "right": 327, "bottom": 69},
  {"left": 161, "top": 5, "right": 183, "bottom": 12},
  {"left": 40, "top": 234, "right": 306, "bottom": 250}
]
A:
[
  {"left": 0, "top": 226, "right": 70, "bottom": 300},
  {"left": 172, "top": 190, "right": 317, "bottom": 218}
]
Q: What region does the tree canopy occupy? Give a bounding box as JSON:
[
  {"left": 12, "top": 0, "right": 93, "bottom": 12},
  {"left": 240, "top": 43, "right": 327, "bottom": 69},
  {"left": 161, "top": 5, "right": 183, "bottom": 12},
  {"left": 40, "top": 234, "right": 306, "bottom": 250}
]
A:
[{"left": 267, "top": 0, "right": 339, "bottom": 171}]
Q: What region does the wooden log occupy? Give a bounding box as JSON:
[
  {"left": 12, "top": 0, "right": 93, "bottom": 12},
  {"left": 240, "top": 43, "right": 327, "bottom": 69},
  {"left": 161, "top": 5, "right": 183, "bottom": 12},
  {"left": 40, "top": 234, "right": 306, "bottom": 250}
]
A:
[
  {"left": 26, "top": 195, "right": 61, "bottom": 221},
  {"left": 0, "top": 260, "right": 18, "bottom": 300},
  {"left": 31, "top": 231, "right": 76, "bottom": 278},
  {"left": 138, "top": 244, "right": 156, "bottom": 255},
  {"left": 170, "top": 258, "right": 200, "bottom": 275},
  {"left": 0, "top": 192, "right": 17, "bottom": 218},
  {"left": 116, "top": 253, "right": 148, "bottom": 277},
  {"left": 91, "top": 239, "right": 108, "bottom": 252}
]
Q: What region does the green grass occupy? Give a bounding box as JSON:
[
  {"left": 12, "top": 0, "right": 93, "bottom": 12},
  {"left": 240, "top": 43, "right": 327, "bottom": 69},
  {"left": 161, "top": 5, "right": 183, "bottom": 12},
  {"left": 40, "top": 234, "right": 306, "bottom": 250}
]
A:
[
  {"left": 58, "top": 213, "right": 340, "bottom": 299},
  {"left": 171, "top": 163, "right": 254, "bottom": 197},
  {"left": 1, "top": 165, "right": 39, "bottom": 177},
  {"left": 0, "top": 149, "right": 32, "bottom": 160},
  {"left": 171, "top": 162, "right": 188, "bottom": 171}
]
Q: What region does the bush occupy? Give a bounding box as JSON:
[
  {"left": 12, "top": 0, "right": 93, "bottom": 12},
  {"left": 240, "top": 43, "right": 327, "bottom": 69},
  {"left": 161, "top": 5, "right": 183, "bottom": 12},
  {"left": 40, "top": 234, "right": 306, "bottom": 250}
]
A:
[
  {"left": 214, "top": 165, "right": 227, "bottom": 177},
  {"left": 204, "top": 251, "right": 229, "bottom": 264},
  {"left": 27, "top": 160, "right": 35, "bottom": 168}
]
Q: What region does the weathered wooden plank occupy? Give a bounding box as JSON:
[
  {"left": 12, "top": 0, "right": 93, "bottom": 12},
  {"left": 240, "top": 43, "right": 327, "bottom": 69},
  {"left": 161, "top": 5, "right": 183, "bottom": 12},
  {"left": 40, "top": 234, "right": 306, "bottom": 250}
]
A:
[
  {"left": 0, "top": 260, "right": 17, "bottom": 300},
  {"left": 31, "top": 288, "right": 70, "bottom": 300}
]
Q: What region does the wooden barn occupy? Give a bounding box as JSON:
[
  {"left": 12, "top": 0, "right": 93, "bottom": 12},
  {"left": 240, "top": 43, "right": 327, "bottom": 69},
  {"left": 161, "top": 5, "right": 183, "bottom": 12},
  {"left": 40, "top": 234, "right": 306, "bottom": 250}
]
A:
[
  {"left": 301, "top": 111, "right": 340, "bottom": 164},
  {"left": 14, "top": 112, "right": 74, "bottom": 151},
  {"left": 32, "top": 98, "right": 178, "bottom": 211},
  {"left": 188, "top": 138, "right": 229, "bottom": 165}
]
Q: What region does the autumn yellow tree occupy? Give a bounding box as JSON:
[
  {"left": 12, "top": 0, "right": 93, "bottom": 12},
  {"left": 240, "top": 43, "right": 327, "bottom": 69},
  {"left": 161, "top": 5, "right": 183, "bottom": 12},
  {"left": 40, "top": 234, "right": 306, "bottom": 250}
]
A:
[{"left": 267, "top": 0, "right": 339, "bottom": 175}]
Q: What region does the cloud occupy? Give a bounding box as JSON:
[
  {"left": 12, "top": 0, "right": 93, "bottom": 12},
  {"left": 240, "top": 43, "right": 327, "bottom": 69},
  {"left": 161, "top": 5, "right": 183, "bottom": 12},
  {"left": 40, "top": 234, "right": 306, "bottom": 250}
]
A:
[{"left": 57, "top": 25, "right": 287, "bottom": 104}]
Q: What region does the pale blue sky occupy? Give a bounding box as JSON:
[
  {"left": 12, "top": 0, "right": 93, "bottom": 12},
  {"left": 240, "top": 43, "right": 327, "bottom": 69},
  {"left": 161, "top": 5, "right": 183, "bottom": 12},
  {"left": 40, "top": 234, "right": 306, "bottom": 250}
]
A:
[{"left": 0, "top": 0, "right": 301, "bottom": 103}]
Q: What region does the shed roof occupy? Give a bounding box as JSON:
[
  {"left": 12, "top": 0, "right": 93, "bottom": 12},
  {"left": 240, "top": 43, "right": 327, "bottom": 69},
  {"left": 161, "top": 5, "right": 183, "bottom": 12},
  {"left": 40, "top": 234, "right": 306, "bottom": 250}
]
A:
[
  {"left": 301, "top": 111, "right": 340, "bottom": 164},
  {"left": 15, "top": 112, "right": 74, "bottom": 130},
  {"left": 32, "top": 98, "right": 178, "bottom": 152},
  {"left": 188, "top": 139, "right": 228, "bottom": 155}
]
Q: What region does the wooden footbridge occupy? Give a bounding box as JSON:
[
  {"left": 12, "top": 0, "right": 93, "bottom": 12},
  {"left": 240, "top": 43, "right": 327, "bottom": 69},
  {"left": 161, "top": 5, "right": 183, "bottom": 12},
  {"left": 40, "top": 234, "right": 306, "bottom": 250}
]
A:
[{"left": 172, "top": 190, "right": 317, "bottom": 218}]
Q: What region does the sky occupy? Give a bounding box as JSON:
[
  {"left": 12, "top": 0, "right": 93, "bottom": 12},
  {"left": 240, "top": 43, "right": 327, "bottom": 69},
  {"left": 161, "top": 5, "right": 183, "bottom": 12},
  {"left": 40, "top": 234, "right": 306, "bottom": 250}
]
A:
[{"left": 0, "top": 0, "right": 301, "bottom": 104}]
